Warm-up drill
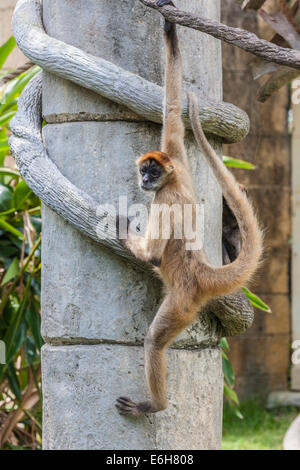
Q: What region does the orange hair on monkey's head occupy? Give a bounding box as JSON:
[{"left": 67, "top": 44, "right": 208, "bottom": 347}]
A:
[{"left": 136, "top": 151, "right": 175, "bottom": 174}]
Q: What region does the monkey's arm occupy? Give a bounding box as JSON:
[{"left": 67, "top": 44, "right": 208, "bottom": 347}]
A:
[
  {"left": 160, "top": 15, "right": 189, "bottom": 168},
  {"left": 123, "top": 224, "right": 168, "bottom": 267},
  {"left": 124, "top": 236, "right": 167, "bottom": 267}
]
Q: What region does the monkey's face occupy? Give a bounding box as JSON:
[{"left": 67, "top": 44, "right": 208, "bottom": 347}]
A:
[{"left": 138, "top": 158, "right": 170, "bottom": 192}]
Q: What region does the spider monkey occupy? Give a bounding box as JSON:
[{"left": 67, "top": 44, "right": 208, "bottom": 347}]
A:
[{"left": 116, "top": 0, "right": 263, "bottom": 416}]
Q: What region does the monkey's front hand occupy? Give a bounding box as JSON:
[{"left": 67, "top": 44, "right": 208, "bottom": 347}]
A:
[{"left": 116, "top": 397, "right": 154, "bottom": 417}]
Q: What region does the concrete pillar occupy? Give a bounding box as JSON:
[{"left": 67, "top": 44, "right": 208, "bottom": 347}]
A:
[{"left": 41, "top": 0, "right": 224, "bottom": 450}]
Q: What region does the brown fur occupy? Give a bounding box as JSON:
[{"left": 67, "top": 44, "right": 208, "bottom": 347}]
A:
[
  {"left": 136, "top": 151, "right": 172, "bottom": 167},
  {"left": 116, "top": 19, "right": 263, "bottom": 417}
]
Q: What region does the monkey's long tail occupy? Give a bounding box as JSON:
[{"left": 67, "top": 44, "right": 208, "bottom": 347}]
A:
[{"left": 188, "top": 92, "right": 263, "bottom": 297}]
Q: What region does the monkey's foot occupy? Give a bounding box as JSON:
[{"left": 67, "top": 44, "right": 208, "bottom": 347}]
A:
[
  {"left": 157, "top": 0, "right": 174, "bottom": 6},
  {"left": 116, "top": 396, "right": 154, "bottom": 416}
]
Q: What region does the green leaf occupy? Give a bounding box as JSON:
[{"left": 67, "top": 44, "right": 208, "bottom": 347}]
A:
[
  {"left": 0, "top": 242, "right": 19, "bottom": 259},
  {"left": 0, "top": 66, "right": 40, "bottom": 113},
  {"left": 1, "top": 257, "right": 19, "bottom": 286},
  {"left": 224, "top": 384, "right": 240, "bottom": 406},
  {"left": 26, "top": 308, "right": 43, "bottom": 350},
  {"left": 13, "top": 179, "right": 32, "bottom": 209},
  {"left": 0, "top": 37, "right": 16, "bottom": 69},
  {"left": 7, "top": 363, "right": 21, "bottom": 402},
  {"left": 26, "top": 336, "right": 36, "bottom": 365},
  {"left": 0, "top": 97, "right": 18, "bottom": 114},
  {"left": 0, "top": 139, "right": 9, "bottom": 153},
  {"left": 224, "top": 394, "right": 244, "bottom": 420},
  {"left": 223, "top": 156, "right": 256, "bottom": 170},
  {"left": 0, "top": 208, "right": 19, "bottom": 217},
  {"left": 0, "top": 129, "right": 8, "bottom": 167},
  {"left": 4, "top": 273, "right": 33, "bottom": 365},
  {"left": 220, "top": 337, "right": 229, "bottom": 352},
  {"left": 222, "top": 354, "right": 235, "bottom": 388},
  {"left": 242, "top": 287, "right": 272, "bottom": 313},
  {"left": 0, "top": 184, "right": 13, "bottom": 211},
  {"left": 5, "top": 444, "right": 27, "bottom": 451},
  {"left": 0, "top": 129, "right": 7, "bottom": 139},
  {"left": 0, "top": 168, "right": 19, "bottom": 179},
  {"left": 0, "top": 153, "right": 6, "bottom": 167},
  {"left": 222, "top": 349, "right": 229, "bottom": 361},
  {"left": 233, "top": 408, "right": 244, "bottom": 420},
  {"left": 0, "top": 217, "right": 25, "bottom": 240},
  {"left": 13, "top": 319, "right": 27, "bottom": 354},
  {"left": 0, "top": 109, "right": 16, "bottom": 127}
]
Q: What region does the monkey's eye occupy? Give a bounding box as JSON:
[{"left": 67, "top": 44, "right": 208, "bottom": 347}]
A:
[
  {"left": 140, "top": 167, "right": 146, "bottom": 175},
  {"left": 150, "top": 169, "right": 160, "bottom": 177}
]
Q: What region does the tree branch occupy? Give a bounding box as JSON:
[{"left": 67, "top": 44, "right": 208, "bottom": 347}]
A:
[
  {"left": 11, "top": 0, "right": 249, "bottom": 143},
  {"left": 256, "top": 65, "right": 300, "bottom": 101},
  {"left": 139, "top": 0, "right": 300, "bottom": 70},
  {"left": 259, "top": 9, "right": 300, "bottom": 50},
  {"left": 0, "top": 61, "right": 34, "bottom": 86},
  {"left": 240, "top": 0, "right": 267, "bottom": 11},
  {"left": 249, "top": 3, "right": 300, "bottom": 99}
]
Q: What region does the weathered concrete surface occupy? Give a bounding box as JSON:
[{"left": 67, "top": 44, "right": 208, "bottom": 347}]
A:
[
  {"left": 42, "top": 344, "right": 223, "bottom": 450},
  {"left": 267, "top": 391, "right": 300, "bottom": 409},
  {"left": 41, "top": 0, "right": 224, "bottom": 450},
  {"left": 292, "top": 365, "right": 300, "bottom": 391},
  {"left": 283, "top": 415, "right": 300, "bottom": 450}
]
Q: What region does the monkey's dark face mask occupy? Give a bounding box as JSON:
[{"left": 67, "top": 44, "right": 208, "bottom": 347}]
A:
[{"left": 139, "top": 159, "right": 171, "bottom": 192}]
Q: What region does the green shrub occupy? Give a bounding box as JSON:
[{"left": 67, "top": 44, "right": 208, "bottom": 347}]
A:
[{"left": 0, "top": 37, "right": 42, "bottom": 449}]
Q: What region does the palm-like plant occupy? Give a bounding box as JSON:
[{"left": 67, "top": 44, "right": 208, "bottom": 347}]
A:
[{"left": 0, "top": 37, "right": 42, "bottom": 449}]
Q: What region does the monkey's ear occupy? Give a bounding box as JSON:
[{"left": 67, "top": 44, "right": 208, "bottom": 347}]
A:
[{"left": 168, "top": 164, "right": 174, "bottom": 173}]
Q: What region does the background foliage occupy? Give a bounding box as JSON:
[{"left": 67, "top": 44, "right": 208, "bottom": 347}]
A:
[
  {"left": 223, "top": 398, "right": 299, "bottom": 450},
  {"left": 0, "top": 37, "right": 41, "bottom": 449}
]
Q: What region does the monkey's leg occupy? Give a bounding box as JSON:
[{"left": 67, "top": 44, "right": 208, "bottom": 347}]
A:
[{"left": 116, "top": 294, "right": 197, "bottom": 416}]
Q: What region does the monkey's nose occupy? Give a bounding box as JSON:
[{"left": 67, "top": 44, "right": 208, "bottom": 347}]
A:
[{"left": 143, "top": 175, "right": 149, "bottom": 183}]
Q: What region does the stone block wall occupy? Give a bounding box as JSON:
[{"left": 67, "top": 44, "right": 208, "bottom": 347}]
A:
[{"left": 222, "top": 0, "right": 291, "bottom": 397}]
